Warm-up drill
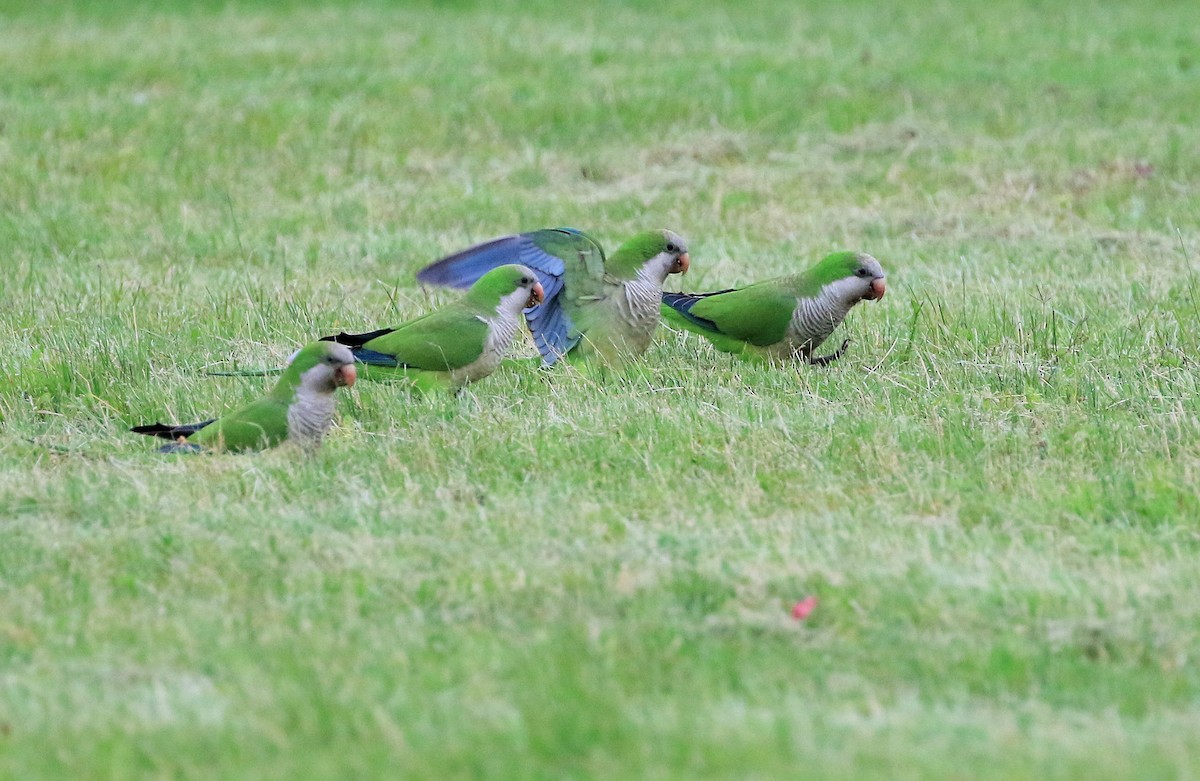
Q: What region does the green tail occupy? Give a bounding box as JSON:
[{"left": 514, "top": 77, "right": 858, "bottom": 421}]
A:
[
  {"left": 205, "top": 367, "right": 284, "bottom": 377},
  {"left": 25, "top": 438, "right": 101, "bottom": 458}
]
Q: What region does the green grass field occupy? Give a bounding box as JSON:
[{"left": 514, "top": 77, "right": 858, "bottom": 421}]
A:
[{"left": 2, "top": 0, "right": 1199, "bottom": 777}]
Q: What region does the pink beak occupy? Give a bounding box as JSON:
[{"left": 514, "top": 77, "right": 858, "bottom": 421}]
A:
[
  {"left": 336, "top": 364, "right": 357, "bottom": 387},
  {"left": 528, "top": 281, "right": 545, "bottom": 307},
  {"left": 868, "top": 278, "right": 886, "bottom": 300}
]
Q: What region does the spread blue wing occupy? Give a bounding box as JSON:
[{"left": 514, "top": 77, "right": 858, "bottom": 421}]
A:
[
  {"left": 528, "top": 286, "right": 580, "bottom": 364},
  {"left": 417, "top": 228, "right": 603, "bottom": 366},
  {"left": 417, "top": 232, "right": 566, "bottom": 290}
]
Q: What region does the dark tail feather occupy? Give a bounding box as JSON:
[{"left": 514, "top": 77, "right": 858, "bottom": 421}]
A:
[
  {"left": 320, "top": 330, "right": 405, "bottom": 368},
  {"left": 321, "top": 328, "right": 396, "bottom": 349},
  {"left": 130, "top": 419, "right": 216, "bottom": 441}
]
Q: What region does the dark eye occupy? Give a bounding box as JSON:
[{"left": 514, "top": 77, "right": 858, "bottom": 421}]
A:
[
  {"left": 521, "top": 277, "right": 532, "bottom": 285},
  {"left": 856, "top": 267, "right": 870, "bottom": 277},
  {"left": 666, "top": 243, "right": 678, "bottom": 253}
]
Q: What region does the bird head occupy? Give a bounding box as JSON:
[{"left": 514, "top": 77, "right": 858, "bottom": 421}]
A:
[
  {"left": 607, "top": 229, "right": 690, "bottom": 284},
  {"left": 284, "top": 341, "right": 357, "bottom": 395},
  {"left": 469, "top": 264, "right": 546, "bottom": 315},
  {"left": 811, "top": 251, "right": 886, "bottom": 304}
]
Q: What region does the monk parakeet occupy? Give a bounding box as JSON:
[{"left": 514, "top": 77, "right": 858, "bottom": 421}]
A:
[
  {"left": 417, "top": 228, "right": 690, "bottom": 367},
  {"left": 660, "top": 251, "right": 886, "bottom": 365},
  {"left": 322, "top": 263, "right": 544, "bottom": 392},
  {"left": 132, "top": 341, "right": 357, "bottom": 453}
]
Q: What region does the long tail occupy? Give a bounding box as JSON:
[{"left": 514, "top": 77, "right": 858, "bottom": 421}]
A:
[
  {"left": 25, "top": 439, "right": 96, "bottom": 457},
  {"left": 206, "top": 329, "right": 405, "bottom": 376},
  {"left": 130, "top": 419, "right": 216, "bottom": 441},
  {"left": 205, "top": 367, "right": 283, "bottom": 377}
]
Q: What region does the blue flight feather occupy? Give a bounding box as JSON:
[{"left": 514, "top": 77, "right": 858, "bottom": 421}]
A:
[
  {"left": 350, "top": 348, "right": 402, "bottom": 368},
  {"left": 661, "top": 291, "right": 733, "bottom": 334}
]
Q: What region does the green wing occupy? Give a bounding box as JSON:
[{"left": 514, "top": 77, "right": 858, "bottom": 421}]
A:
[
  {"left": 528, "top": 228, "right": 611, "bottom": 320},
  {"left": 678, "top": 280, "right": 797, "bottom": 346},
  {"left": 548, "top": 233, "right": 620, "bottom": 344},
  {"left": 190, "top": 397, "right": 290, "bottom": 452},
  {"left": 363, "top": 304, "right": 490, "bottom": 370}
]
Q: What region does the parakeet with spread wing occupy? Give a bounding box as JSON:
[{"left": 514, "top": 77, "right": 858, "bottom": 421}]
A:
[{"left": 418, "top": 228, "right": 690, "bottom": 367}]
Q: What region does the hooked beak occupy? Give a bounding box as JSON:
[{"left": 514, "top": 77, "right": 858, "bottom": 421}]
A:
[
  {"left": 336, "top": 363, "right": 357, "bottom": 388},
  {"left": 673, "top": 252, "right": 690, "bottom": 275},
  {"left": 528, "top": 281, "right": 545, "bottom": 307},
  {"left": 865, "top": 277, "right": 886, "bottom": 301}
]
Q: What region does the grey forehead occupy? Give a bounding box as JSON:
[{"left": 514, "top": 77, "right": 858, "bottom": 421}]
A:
[
  {"left": 858, "top": 253, "right": 884, "bottom": 275},
  {"left": 664, "top": 230, "right": 688, "bottom": 251},
  {"left": 328, "top": 343, "right": 355, "bottom": 363}
]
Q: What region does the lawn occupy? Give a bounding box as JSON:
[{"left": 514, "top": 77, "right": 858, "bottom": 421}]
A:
[{"left": 2, "top": 0, "right": 1199, "bottom": 778}]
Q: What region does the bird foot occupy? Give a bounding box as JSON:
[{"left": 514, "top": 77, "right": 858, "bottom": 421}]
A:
[{"left": 807, "top": 339, "right": 851, "bottom": 367}]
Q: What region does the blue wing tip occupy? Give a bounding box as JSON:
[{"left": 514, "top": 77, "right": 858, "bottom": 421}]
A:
[
  {"left": 416, "top": 265, "right": 472, "bottom": 288},
  {"left": 351, "top": 348, "right": 401, "bottom": 368},
  {"left": 662, "top": 291, "right": 698, "bottom": 313},
  {"left": 662, "top": 292, "right": 721, "bottom": 332}
]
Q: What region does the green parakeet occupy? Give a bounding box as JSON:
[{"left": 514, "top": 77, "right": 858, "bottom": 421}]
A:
[
  {"left": 323, "top": 264, "right": 544, "bottom": 392},
  {"left": 417, "top": 228, "right": 690, "bottom": 367},
  {"left": 661, "top": 251, "right": 886, "bottom": 365},
  {"left": 132, "top": 340, "right": 357, "bottom": 453}
]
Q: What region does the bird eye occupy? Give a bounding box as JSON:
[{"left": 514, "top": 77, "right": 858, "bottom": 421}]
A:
[
  {"left": 666, "top": 243, "right": 678, "bottom": 253},
  {"left": 521, "top": 277, "right": 532, "bottom": 285},
  {"left": 856, "top": 268, "right": 869, "bottom": 277}
]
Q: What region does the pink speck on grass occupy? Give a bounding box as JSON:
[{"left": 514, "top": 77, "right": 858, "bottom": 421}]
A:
[{"left": 791, "top": 596, "right": 817, "bottom": 620}]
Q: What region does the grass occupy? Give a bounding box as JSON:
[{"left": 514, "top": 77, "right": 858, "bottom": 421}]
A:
[{"left": 1, "top": 0, "right": 1199, "bottom": 777}]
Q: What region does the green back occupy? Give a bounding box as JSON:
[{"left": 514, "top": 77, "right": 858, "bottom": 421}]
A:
[
  {"left": 190, "top": 397, "right": 290, "bottom": 451},
  {"left": 364, "top": 301, "right": 490, "bottom": 370},
  {"left": 530, "top": 229, "right": 607, "bottom": 273},
  {"left": 685, "top": 280, "right": 799, "bottom": 346}
]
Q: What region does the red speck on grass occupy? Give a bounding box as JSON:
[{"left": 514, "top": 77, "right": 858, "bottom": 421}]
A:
[{"left": 791, "top": 596, "right": 817, "bottom": 620}]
